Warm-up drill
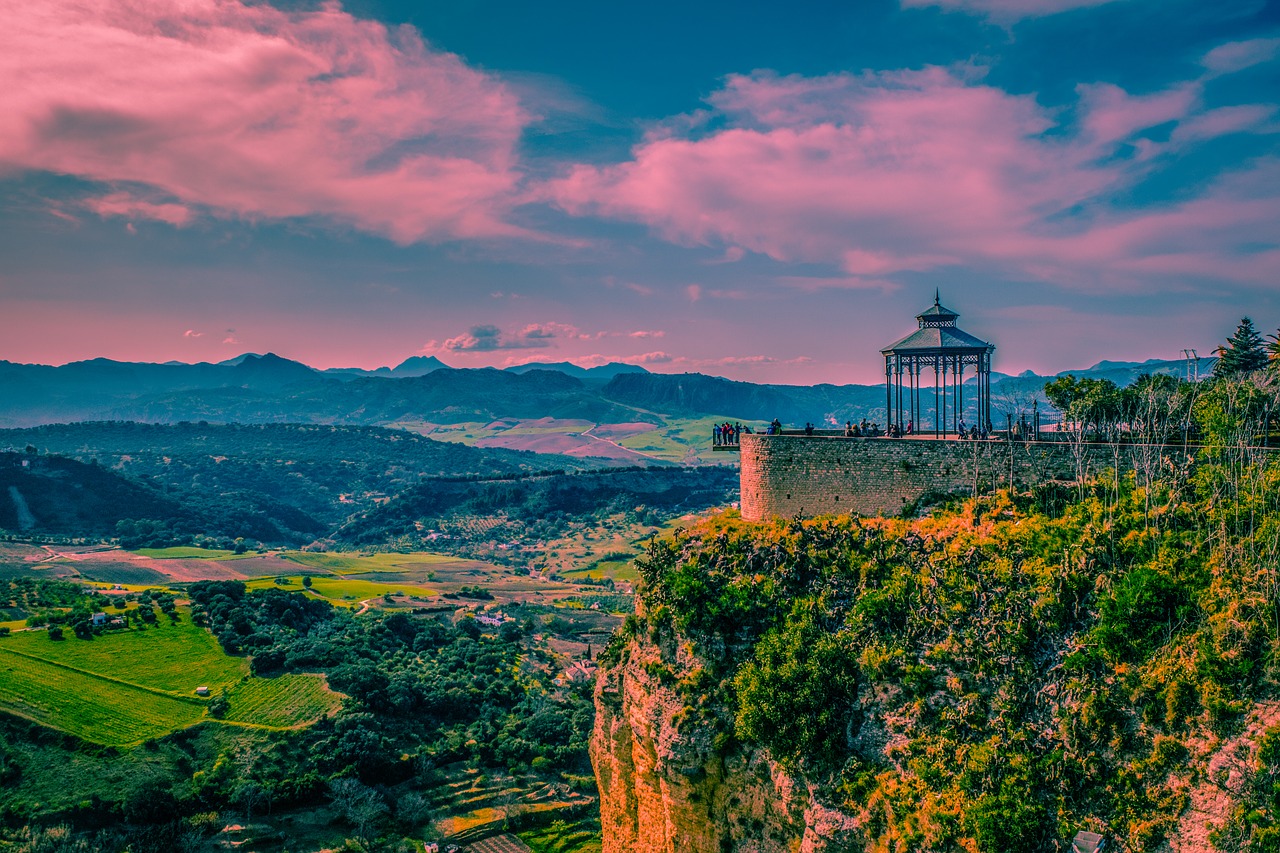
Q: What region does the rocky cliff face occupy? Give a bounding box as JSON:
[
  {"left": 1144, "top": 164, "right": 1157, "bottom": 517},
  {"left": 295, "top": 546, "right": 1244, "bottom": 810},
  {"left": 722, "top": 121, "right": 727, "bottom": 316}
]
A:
[{"left": 592, "top": 613, "right": 862, "bottom": 853}]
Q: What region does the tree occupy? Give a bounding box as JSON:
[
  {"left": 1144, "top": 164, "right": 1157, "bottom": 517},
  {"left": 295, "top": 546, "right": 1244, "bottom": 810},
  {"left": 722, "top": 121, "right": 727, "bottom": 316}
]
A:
[
  {"left": 1268, "top": 327, "right": 1280, "bottom": 371},
  {"left": 1214, "top": 317, "right": 1268, "bottom": 377},
  {"left": 329, "top": 778, "right": 388, "bottom": 843}
]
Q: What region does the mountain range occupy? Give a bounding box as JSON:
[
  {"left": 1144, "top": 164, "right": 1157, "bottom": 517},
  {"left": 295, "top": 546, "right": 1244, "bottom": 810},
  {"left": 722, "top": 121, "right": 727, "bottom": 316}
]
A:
[{"left": 0, "top": 352, "right": 1212, "bottom": 430}]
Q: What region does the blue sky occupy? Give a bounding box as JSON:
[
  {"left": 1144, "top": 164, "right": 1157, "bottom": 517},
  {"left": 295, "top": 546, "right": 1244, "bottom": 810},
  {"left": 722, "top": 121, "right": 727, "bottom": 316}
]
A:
[{"left": 1, "top": 0, "right": 1277, "bottom": 383}]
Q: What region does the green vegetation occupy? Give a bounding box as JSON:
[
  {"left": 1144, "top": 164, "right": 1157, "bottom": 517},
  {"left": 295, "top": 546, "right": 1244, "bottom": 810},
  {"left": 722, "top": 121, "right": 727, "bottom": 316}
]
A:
[
  {"left": 520, "top": 816, "right": 604, "bottom": 853},
  {"left": 0, "top": 604, "right": 339, "bottom": 747},
  {"left": 133, "top": 546, "right": 246, "bottom": 560},
  {"left": 222, "top": 674, "right": 341, "bottom": 728},
  {"left": 0, "top": 647, "right": 206, "bottom": 746},
  {"left": 1215, "top": 316, "right": 1269, "bottom": 377},
  {"left": 281, "top": 550, "right": 461, "bottom": 574},
  {"left": 246, "top": 574, "right": 437, "bottom": 603},
  {"left": 618, "top": 371, "right": 1280, "bottom": 852},
  {"left": 0, "top": 611, "right": 243, "bottom": 694}
]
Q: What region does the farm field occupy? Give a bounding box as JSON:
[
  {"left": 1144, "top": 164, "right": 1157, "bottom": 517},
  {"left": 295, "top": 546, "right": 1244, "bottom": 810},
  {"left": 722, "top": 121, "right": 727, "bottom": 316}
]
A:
[
  {"left": 0, "top": 610, "right": 340, "bottom": 745},
  {"left": 0, "top": 613, "right": 243, "bottom": 693},
  {"left": 133, "top": 546, "right": 250, "bottom": 560},
  {"left": 394, "top": 417, "right": 662, "bottom": 463},
  {"left": 0, "top": 646, "right": 205, "bottom": 745},
  {"left": 279, "top": 550, "right": 472, "bottom": 575},
  {"left": 245, "top": 574, "right": 438, "bottom": 604},
  {"left": 222, "top": 673, "right": 341, "bottom": 728}
]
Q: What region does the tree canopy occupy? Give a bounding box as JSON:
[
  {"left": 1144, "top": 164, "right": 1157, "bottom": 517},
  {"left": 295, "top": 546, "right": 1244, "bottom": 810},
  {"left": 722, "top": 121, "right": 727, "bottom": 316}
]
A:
[{"left": 1214, "top": 316, "right": 1268, "bottom": 377}]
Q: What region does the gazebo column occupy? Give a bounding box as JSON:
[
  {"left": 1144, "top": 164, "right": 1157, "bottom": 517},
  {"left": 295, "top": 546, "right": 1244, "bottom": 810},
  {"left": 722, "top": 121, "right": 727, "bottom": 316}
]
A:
[
  {"left": 885, "top": 355, "right": 892, "bottom": 428},
  {"left": 895, "top": 361, "right": 903, "bottom": 429},
  {"left": 936, "top": 361, "right": 947, "bottom": 438},
  {"left": 912, "top": 361, "right": 920, "bottom": 430},
  {"left": 940, "top": 357, "right": 947, "bottom": 437}
]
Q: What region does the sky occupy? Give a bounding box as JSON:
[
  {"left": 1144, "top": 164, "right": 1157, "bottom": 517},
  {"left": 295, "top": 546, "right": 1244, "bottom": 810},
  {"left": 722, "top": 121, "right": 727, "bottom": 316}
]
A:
[{"left": 2, "top": 0, "right": 1278, "bottom": 385}]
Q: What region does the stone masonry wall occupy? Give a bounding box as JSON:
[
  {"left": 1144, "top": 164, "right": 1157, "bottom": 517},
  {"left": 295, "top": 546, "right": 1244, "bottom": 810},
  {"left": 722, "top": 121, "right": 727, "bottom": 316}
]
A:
[{"left": 739, "top": 434, "right": 1192, "bottom": 521}]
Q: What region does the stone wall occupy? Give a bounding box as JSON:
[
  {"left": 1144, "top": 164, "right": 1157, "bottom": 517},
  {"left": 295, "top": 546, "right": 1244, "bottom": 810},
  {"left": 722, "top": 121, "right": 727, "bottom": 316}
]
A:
[{"left": 738, "top": 434, "right": 1192, "bottom": 521}]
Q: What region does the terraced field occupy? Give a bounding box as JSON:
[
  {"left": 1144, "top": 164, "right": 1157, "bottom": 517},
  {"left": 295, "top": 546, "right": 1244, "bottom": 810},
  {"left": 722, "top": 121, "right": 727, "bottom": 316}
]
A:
[{"left": 519, "top": 818, "right": 604, "bottom": 853}]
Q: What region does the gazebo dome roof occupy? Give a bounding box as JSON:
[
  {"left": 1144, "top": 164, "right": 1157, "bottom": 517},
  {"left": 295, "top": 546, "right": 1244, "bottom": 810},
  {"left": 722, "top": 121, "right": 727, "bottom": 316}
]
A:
[
  {"left": 881, "top": 291, "right": 994, "bottom": 354},
  {"left": 916, "top": 293, "right": 959, "bottom": 324}
]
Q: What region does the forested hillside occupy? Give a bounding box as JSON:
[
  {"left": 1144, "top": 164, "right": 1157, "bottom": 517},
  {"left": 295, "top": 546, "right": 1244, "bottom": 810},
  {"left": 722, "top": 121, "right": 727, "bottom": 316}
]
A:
[{"left": 335, "top": 466, "right": 739, "bottom": 550}]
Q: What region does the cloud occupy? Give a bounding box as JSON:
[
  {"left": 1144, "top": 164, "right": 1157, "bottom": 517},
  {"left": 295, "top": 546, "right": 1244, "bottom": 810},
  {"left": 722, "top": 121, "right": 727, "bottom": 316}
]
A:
[
  {"left": 778, "top": 275, "right": 901, "bottom": 293},
  {"left": 440, "top": 322, "right": 582, "bottom": 352},
  {"left": 628, "top": 330, "right": 665, "bottom": 338},
  {"left": 1202, "top": 38, "right": 1280, "bottom": 77},
  {"left": 183, "top": 329, "right": 202, "bottom": 338},
  {"left": 83, "top": 191, "right": 193, "bottom": 227},
  {"left": 548, "top": 65, "right": 1280, "bottom": 294},
  {"left": 1, "top": 0, "right": 532, "bottom": 243},
  {"left": 899, "top": 0, "right": 1121, "bottom": 21}
]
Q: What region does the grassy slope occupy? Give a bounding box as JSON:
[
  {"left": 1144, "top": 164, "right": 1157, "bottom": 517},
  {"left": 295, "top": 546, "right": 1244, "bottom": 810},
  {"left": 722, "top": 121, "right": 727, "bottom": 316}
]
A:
[{"left": 0, "top": 611, "right": 339, "bottom": 745}]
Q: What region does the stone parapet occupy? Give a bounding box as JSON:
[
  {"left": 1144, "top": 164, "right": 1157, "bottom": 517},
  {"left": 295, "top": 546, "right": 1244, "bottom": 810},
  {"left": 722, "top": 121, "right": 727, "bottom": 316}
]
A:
[{"left": 739, "top": 434, "right": 1193, "bottom": 521}]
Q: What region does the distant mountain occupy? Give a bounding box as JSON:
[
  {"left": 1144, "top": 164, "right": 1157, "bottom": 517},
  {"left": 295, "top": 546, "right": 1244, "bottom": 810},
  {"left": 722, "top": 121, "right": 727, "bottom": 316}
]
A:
[
  {"left": 600, "top": 372, "right": 885, "bottom": 426},
  {"left": 505, "top": 361, "right": 649, "bottom": 381},
  {"left": 0, "top": 353, "right": 1221, "bottom": 431},
  {"left": 982, "top": 356, "right": 1219, "bottom": 416},
  {"left": 323, "top": 355, "right": 450, "bottom": 379}
]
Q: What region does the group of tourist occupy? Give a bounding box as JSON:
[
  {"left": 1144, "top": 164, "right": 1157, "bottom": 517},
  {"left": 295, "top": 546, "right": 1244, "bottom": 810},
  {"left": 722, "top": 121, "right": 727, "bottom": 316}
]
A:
[
  {"left": 842, "top": 419, "right": 887, "bottom": 437},
  {"left": 713, "top": 422, "right": 750, "bottom": 446},
  {"left": 716, "top": 417, "right": 992, "bottom": 444}
]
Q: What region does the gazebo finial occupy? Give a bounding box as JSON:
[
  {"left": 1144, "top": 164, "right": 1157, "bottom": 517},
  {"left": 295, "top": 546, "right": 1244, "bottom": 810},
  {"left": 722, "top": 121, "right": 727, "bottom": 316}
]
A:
[{"left": 934, "top": 288, "right": 941, "bottom": 306}]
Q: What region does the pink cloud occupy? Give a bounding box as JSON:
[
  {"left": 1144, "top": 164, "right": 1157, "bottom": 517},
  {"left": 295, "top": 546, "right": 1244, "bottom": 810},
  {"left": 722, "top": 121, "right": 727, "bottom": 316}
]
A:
[
  {"left": 899, "top": 0, "right": 1120, "bottom": 20},
  {"left": 1202, "top": 38, "right": 1280, "bottom": 76},
  {"left": 634, "top": 351, "right": 675, "bottom": 364},
  {"left": 83, "top": 191, "right": 193, "bottom": 227},
  {"left": 183, "top": 329, "right": 203, "bottom": 338},
  {"left": 1, "top": 0, "right": 531, "bottom": 243},
  {"left": 547, "top": 66, "right": 1279, "bottom": 295}
]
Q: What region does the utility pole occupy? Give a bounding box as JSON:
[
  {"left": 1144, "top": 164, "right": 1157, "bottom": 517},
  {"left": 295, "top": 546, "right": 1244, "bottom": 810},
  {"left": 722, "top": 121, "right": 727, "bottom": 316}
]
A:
[{"left": 1182, "top": 349, "right": 1200, "bottom": 382}]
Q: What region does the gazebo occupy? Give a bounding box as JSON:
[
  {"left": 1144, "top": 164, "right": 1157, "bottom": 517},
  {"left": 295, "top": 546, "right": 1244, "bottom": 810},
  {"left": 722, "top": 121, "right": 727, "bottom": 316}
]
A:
[{"left": 880, "top": 293, "right": 995, "bottom": 437}]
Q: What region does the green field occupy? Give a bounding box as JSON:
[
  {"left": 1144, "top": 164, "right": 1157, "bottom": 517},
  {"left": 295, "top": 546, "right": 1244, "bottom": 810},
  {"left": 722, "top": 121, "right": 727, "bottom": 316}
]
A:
[
  {"left": 246, "top": 574, "right": 437, "bottom": 604},
  {"left": 562, "top": 559, "right": 639, "bottom": 583},
  {"left": 133, "top": 546, "right": 250, "bottom": 560},
  {"left": 280, "top": 551, "right": 463, "bottom": 575},
  {"left": 0, "top": 648, "right": 206, "bottom": 745},
  {"left": 616, "top": 415, "right": 748, "bottom": 464},
  {"left": 223, "top": 674, "right": 342, "bottom": 728},
  {"left": 0, "top": 612, "right": 340, "bottom": 745}
]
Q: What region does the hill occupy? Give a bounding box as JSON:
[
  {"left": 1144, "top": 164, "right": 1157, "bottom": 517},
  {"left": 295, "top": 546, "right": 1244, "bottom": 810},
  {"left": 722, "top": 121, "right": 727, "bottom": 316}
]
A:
[
  {"left": 0, "top": 423, "right": 599, "bottom": 547},
  {"left": 0, "top": 353, "right": 1207, "bottom": 431}
]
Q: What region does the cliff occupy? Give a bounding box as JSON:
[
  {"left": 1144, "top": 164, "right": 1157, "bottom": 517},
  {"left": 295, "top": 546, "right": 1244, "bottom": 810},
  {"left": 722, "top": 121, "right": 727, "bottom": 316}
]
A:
[
  {"left": 590, "top": 444, "right": 1280, "bottom": 853},
  {"left": 592, "top": 598, "right": 862, "bottom": 853}
]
